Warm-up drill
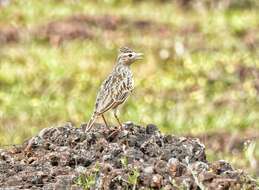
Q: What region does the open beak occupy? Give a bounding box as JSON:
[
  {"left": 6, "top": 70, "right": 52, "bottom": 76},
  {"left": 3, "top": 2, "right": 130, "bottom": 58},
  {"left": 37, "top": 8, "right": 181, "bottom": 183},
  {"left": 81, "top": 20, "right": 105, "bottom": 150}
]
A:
[{"left": 135, "top": 53, "right": 144, "bottom": 60}]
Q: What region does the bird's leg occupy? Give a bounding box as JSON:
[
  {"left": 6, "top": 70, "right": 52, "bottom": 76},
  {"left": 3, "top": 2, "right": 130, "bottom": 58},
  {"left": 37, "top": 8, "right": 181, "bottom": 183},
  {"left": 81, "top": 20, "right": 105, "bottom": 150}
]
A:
[
  {"left": 101, "top": 114, "right": 109, "bottom": 129},
  {"left": 113, "top": 109, "right": 123, "bottom": 130},
  {"left": 106, "top": 109, "right": 122, "bottom": 139}
]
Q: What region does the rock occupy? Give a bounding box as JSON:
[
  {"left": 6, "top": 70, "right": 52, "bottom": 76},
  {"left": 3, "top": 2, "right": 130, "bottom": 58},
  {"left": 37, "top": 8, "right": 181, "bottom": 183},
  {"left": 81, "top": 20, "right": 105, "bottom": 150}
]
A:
[
  {"left": 199, "top": 171, "right": 216, "bottom": 183},
  {"left": 49, "top": 154, "right": 60, "bottom": 166},
  {"left": 143, "top": 165, "right": 154, "bottom": 174},
  {"left": 146, "top": 124, "right": 158, "bottom": 134},
  {"left": 154, "top": 160, "right": 167, "bottom": 174},
  {"left": 151, "top": 174, "right": 163, "bottom": 188},
  {"left": 0, "top": 123, "right": 257, "bottom": 189},
  {"left": 189, "top": 161, "right": 209, "bottom": 174},
  {"left": 31, "top": 174, "right": 44, "bottom": 187},
  {"left": 210, "top": 160, "right": 233, "bottom": 175},
  {"left": 168, "top": 158, "right": 186, "bottom": 177}
]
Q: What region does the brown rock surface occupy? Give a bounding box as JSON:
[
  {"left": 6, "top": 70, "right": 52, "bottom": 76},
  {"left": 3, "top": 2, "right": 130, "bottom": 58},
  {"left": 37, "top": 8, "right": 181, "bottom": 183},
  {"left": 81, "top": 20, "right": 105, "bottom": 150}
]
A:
[{"left": 0, "top": 123, "right": 257, "bottom": 189}]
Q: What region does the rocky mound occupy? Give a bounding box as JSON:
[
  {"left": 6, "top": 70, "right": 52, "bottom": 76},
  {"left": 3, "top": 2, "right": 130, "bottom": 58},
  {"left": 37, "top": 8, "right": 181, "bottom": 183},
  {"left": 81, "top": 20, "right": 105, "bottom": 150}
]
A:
[{"left": 0, "top": 123, "right": 257, "bottom": 189}]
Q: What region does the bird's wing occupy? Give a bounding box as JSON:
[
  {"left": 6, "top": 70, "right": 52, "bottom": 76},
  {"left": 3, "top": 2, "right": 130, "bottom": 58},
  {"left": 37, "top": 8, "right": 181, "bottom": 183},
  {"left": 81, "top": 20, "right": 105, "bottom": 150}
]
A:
[
  {"left": 94, "top": 72, "right": 133, "bottom": 114},
  {"left": 112, "top": 74, "right": 133, "bottom": 103},
  {"left": 94, "top": 74, "right": 116, "bottom": 114}
]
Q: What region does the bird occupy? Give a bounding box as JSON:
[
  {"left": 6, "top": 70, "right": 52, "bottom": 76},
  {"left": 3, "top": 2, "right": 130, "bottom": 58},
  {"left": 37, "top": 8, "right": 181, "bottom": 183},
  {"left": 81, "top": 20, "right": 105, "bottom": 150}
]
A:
[{"left": 85, "top": 47, "right": 143, "bottom": 132}]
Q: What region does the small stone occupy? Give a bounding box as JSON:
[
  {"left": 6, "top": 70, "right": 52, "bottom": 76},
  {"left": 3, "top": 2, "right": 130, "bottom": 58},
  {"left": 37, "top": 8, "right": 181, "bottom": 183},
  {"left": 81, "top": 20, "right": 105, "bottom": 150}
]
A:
[
  {"left": 146, "top": 124, "right": 158, "bottom": 135},
  {"left": 58, "top": 146, "right": 70, "bottom": 152},
  {"left": 81, "top": 158, "right": 93, "bottom": 167},
  {"left": 210, "top": 160, "right": 233, "bottom": 175},
  {"left": 143, "top": 166, "right": 154, "bottom": 174},
  {"left": 167, "top": 158, "right": 186, "bottom": 177},
  {"left": 151, "top": 174, "right": 163, "bottom": 188},
  {"left": 103, "top": 154, "right": 112, "bottom": 161},
  {"left": 127, "top": 135, "right": 138, "bottom": 147},
  {"left": 199, "top": 171, "right": 216, "bottom": 182},
  {"left": 28, "top": 157, "right": 37, "bottom": 164},
  {"left": 189, "top": 161, "right": 208, "bottom": 174},
  {"left": 14, "top": 164, "right": 23, "bottom": 172},
  {"left": 154, "top": 160, "right": 167, "bottom": 174},
  {"left": 50, "top": 155, "right": 60, "bottom": 166},
  {"left": 139, "top": 173, "right": 152, "bottom": 186},
  {"left": 124, "top": 121, "right": 134, "bottom": 126},
  {"left": 31, "top": 175, "right": 43, "bottom": 187},
  {"left": 75, "top": 166, "right": 87, "bottom": 173}
]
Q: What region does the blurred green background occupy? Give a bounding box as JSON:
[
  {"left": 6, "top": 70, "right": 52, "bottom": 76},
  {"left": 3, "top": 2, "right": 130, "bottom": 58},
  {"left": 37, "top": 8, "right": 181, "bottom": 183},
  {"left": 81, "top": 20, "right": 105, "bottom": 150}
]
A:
[{"left": 0, "top": 0, "right": 258, "bottom": 178}]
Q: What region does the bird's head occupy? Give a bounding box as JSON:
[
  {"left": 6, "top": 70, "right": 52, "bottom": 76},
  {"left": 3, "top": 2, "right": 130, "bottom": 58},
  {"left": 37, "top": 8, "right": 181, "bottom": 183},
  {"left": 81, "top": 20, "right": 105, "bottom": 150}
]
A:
[{"left": 117, "top": 47, "right": 143, "bottom": 65}]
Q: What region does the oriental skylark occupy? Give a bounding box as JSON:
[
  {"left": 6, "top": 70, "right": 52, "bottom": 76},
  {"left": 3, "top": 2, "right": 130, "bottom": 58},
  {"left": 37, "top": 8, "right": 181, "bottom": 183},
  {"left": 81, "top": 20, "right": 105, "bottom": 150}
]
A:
[{"left": 85, "top": 47, "right": 143, "bottom": 132}]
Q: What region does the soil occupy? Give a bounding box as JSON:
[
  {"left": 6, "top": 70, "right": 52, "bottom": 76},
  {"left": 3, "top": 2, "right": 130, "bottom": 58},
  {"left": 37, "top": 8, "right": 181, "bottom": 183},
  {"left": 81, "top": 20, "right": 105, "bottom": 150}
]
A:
[
  {"left": 0, "top": 14, "right": 172, "bottom": 47},
  {"left": 194, "top": 129, "right": 259, "bottom": 154},
  {"left": 0, "top": 122, "right": 257, "bottom": 189},
  {"left": 0, "top": 26, "right": 19, "bottom": 44},
  {"left": 34, "top": 15, "right": 171, "bottom": 46}
]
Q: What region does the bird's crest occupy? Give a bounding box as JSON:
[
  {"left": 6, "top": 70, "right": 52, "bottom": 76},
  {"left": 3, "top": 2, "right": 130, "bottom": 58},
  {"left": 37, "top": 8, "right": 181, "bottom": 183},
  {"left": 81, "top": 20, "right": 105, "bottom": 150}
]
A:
[{"left": 119, "top": 47, "right": 133, "bottom": 53}]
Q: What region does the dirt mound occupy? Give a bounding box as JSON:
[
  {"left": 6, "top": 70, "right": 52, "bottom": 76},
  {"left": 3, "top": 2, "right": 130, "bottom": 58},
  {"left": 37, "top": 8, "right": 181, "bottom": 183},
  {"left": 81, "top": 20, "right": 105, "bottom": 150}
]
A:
[
  {"left": 0, "top": 14, "right": 171, "bottom": 46},
  {"left": 0, "top": 123, "right": 257, "bottom": 189},
  {"left": 0, "top": 26, "right": 19, "bottom": 44},
  {"left": 34, "top": 15, "right": 171, "bottom": 46}
]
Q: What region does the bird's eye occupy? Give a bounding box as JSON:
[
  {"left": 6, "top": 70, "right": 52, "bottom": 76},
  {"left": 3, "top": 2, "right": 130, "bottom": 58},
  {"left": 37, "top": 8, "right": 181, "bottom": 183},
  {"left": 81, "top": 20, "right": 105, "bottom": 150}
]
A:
[{"left": 128, "top": 54, "right": 133, "bottom": 57}]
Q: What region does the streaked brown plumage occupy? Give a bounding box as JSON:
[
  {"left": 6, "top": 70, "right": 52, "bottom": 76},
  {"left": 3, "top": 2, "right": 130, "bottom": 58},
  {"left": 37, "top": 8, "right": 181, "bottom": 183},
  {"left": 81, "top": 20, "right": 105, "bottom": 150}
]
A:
[{"left": 85, "top": 47, "right": 143, "bottom": 132}]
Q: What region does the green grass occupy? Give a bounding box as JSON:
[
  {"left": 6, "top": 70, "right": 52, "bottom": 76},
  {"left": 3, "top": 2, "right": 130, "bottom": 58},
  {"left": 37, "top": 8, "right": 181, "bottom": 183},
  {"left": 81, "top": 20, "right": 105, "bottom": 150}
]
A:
[{"left": 0, "top": 0, "right": 258, "bottom": 177}]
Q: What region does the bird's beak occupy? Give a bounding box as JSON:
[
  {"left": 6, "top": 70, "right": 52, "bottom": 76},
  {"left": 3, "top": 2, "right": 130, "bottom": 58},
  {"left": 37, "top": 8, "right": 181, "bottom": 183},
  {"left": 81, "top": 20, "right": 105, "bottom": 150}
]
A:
[{"left": 135, "top": 53, "right": 144, "bottom": 60}]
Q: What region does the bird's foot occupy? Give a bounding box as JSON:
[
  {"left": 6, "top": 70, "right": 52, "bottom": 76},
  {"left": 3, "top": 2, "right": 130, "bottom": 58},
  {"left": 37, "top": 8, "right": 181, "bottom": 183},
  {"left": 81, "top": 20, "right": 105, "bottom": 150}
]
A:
[
  {"left": 106, "top": 124, "right": 125, "bottom": 141},
  {"left": 115, "top": 125, "right": 123, "bottom": 131}
]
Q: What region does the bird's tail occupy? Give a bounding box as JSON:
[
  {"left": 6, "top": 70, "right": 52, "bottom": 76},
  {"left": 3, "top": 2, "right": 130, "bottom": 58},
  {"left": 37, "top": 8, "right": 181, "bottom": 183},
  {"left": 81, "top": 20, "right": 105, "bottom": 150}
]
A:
[{"left": 85, "top": 114, "right": 97, "bottom": 132}]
